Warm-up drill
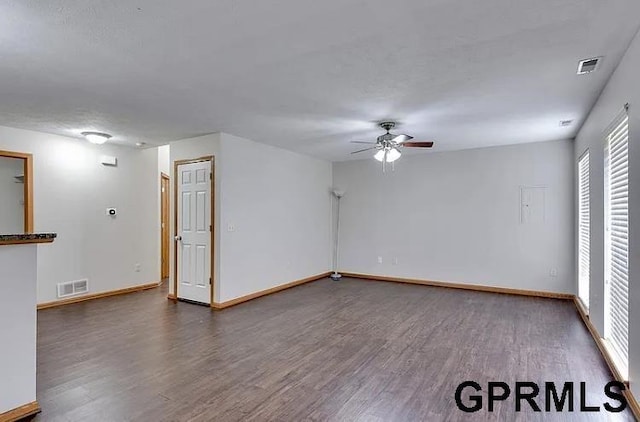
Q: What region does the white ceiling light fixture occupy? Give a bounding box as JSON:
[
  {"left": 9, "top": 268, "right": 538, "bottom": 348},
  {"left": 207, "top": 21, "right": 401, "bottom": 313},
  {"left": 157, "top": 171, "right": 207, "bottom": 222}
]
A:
[{"left": 82, "top": 131, "right": 112, "bottom": 145}]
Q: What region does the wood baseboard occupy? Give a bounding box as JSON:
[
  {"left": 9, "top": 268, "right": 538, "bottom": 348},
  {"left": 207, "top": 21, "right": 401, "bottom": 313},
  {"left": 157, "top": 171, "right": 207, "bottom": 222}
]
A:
[
  {"left": 572, "top": 297, "right": 627, "bottom": 383},
  {"left": 211, "top": 272, "right": 331, "bottom": 309},
  {"left": 37, "top": 282, "right": 160, "bottom": 310},
  {"left": 572, "top": 297, "right": 639, "bottom": 419},
  {"left": 167, "top": 293, "right": 177, "bottom": 300},
  {"left": 627, "top": 389, "right": 640, "bottom": 421},
  {"left": 0, "top": 401, "right": 40, "bottom": 422},
  {"left": 342, "top": 272, "right": 574, "bottom": 300}
]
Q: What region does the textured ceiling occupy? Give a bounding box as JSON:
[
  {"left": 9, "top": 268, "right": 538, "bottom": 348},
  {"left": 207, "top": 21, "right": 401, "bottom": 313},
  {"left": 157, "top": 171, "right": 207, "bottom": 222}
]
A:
[{"left": 1, "top": 0, "right": 639, "bottom": 161}]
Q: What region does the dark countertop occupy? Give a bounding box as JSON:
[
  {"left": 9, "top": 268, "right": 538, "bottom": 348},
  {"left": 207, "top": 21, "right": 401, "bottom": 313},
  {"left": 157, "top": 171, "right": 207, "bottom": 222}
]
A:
[{"left": 0, "top": 233, "right": 57, "bottom": 245}]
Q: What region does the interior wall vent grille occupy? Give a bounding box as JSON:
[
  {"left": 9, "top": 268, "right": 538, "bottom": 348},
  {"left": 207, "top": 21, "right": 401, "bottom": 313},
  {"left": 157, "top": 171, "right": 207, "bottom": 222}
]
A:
[
  {"left": 577, "top": 57, "right": 602, "bottom": 75},
  {"left": 57, "top": 279, "right": 89, "bottom": 298}
]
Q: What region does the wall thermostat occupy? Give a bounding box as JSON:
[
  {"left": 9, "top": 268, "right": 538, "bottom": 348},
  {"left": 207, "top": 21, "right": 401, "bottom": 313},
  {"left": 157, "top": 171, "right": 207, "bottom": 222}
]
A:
[
  {"left": 106, "top": 208, "right": 117, "bottom": 217},
  {"left": 100, "top": 155, "right": 118, "bottom": 167}
]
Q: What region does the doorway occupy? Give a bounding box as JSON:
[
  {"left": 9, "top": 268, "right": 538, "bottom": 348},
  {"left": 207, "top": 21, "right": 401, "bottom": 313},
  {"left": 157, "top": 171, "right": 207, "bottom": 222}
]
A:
[
  {"left": 173, "top": 156, "right": 214, "bottom": 305},
  {"left": 160, "top": 173, "right": 170, "bottom": 279},
  {"left": 0, "top": 150, "right": 33, "bottom": 233}
]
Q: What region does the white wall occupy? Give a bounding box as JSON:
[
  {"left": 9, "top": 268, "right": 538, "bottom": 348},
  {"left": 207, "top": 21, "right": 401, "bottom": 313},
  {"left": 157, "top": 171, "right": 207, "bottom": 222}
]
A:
[
  {"left": 156, "top": 144, "right": 171, "bottom": 280},
  {"left": 0, "top": 125, "right": 160, "bottom": 303},
  {"left": 333, "top": 139, "right": 574, "bottom": 294},
  {"left": 169, "top": 133, "right": 332, "bottom": 303},
  {"left": 158, "top": 145, "right": 170, "bottom": 177},
  {"left": 217, "top": 133, "right": 332, "bottom": 302},
  {"left": 574, "top": 28, "right": 640, "bottom": 395},
  {"left": 0, "top": 244, "right": 37, "bottom": 414},
  {"left": 0, "top": 156, "right": 25, "bottom": 233}
]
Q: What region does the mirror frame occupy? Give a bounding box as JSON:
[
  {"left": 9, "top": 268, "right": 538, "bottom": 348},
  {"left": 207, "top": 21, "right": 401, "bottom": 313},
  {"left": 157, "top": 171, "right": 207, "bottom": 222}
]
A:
[{"left": 0, "top": 150, "right": 34, "bottom": 233}]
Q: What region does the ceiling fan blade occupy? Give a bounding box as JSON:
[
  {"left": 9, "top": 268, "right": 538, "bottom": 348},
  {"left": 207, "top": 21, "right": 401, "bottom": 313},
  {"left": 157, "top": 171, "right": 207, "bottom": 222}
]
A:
[
  {"left": 392, "top": 134, "right": 414, "bottom": 143},
  {"left": 402, "top": 141, "right": 434, "bottom": 148},
  {"left": 350, "top": 147, "right": 377, "bottom": 154},
  {"left": 350, "top": 140, "right": 376, "bottom": 144}
]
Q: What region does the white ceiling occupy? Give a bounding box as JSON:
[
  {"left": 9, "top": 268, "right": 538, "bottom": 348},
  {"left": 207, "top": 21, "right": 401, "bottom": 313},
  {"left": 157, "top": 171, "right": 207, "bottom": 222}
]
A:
[{"left": 1, "top": 0, "right": 639, "bottom": 161}]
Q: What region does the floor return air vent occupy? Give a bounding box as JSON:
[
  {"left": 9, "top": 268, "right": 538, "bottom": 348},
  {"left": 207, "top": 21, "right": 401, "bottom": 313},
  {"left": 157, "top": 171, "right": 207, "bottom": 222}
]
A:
[{"left": 57, "top": 279, "right": 89, "bottom": 298}]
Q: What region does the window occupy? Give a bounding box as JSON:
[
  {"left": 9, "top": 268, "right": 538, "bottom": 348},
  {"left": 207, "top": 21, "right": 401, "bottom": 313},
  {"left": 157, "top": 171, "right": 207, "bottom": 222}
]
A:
[
  {"left": 577, "top": 151, "right": 590, "bottom": 309},
  {"left": 604, "top": 110, "right": 629, "bottom": 377}
]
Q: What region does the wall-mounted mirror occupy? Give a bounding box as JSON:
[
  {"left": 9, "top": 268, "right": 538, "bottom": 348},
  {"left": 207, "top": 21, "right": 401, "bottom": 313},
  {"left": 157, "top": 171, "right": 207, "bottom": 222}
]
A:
[{"left": 0, "top": 150, "right": 33, "bottom": 234}]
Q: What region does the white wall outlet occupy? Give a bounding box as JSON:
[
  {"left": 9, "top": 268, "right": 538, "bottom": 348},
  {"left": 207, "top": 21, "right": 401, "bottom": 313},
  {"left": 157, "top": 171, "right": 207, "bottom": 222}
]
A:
[
  {"left": 550, "top": 268, "right": 558, "bottom": 277},
  {"left": 377, "top": 256, "right": 383, "bottom": 264},
  {"left": 134, "top": 263, "right": 141, "bottom": 272},
  {"left": 392, "top": 257, "right": 399, "bottom": 265},
  {"left": 106, "top": 208, "right": 117, "bottom": 217},
  {"left": 227, "top": 223, "right": 235, "bottom": 232}
]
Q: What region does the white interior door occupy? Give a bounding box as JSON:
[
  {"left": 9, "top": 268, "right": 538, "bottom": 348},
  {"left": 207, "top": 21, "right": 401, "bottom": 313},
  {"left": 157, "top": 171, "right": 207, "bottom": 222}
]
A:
[{"left": 177, "top": 160, "right": 212, "bottom": 304}]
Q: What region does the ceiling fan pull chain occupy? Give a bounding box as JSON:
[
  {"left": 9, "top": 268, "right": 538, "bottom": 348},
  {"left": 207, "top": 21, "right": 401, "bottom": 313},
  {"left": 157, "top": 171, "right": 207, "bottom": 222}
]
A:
[{"left": 384, "top": 149, "right": 389, "bottom": 173}]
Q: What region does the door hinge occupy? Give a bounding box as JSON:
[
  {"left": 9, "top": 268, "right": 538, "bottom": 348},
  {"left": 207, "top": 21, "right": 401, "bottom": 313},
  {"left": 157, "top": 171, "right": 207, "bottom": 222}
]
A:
[
  {"left": 209, "top": 225, "right": 212, "bottom": 232},
  {"left": 210, "top": 172, "right": 213, "bottom": 180},
  {"left": 209, "top": 277, "right": 212, "bottom": 285}
]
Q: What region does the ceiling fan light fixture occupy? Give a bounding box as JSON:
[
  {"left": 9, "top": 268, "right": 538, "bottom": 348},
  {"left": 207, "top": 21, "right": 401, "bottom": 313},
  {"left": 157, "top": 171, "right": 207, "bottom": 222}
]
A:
[
  {"left": 349, "top": 121, "right": 433, "bottom": 170},
  {"left": 386, "top": 148, "right": 401, "bottom": 162}
]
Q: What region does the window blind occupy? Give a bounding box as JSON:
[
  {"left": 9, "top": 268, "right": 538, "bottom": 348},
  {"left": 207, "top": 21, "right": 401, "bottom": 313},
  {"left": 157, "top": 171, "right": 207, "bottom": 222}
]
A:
[
  {"left": 578, "top": 151, "right": 590, "bottom": 308},
  {"left": 604, "top": 110, "right": 629, "bottom": 372}
]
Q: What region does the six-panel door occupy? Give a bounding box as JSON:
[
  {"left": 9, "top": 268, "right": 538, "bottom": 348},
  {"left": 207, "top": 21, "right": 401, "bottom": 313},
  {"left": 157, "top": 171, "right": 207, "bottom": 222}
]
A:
[{"left": 177, "top": 160, "right": 212, "bottom": 304}]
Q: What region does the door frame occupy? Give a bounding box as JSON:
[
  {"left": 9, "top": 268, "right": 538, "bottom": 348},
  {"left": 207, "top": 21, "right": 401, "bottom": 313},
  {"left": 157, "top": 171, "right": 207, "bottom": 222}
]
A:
[
  {"left": 0, "top": 150, "right": 34, "bottom": 233},
  {"left": 160, "top": 172, "right": 170, "bottom": 279},
  {"left": 173, "top": 156, "right": 215, "bottom": 305}
]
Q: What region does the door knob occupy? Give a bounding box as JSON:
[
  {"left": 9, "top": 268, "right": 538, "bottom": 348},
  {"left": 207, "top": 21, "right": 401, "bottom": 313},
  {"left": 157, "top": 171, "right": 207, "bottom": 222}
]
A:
[{"left": 175, "top": 235, "right": 182, "bottom": 241}]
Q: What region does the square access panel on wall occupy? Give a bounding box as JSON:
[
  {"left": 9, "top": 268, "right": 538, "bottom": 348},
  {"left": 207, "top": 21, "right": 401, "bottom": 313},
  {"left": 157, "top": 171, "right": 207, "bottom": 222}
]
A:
[{"left": 520, "top": 186, "right": 546, "bottom": 224}]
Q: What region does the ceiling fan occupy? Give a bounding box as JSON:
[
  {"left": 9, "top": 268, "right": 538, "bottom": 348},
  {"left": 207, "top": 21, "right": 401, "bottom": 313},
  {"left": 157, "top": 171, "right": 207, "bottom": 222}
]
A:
[{"left": 351, "top": 122, "right": 434, "bottom": 171}]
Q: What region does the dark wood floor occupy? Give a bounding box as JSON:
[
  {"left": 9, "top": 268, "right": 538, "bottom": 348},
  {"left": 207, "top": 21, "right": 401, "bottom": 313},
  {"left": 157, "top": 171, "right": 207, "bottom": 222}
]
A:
[{"left": 32, "top": 278, "right": 633, "bottom": 421}]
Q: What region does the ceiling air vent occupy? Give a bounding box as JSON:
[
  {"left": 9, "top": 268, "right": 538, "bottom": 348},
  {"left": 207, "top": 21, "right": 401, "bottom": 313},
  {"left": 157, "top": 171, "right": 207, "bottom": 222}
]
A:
[{"left": 577, "top": 57, "right": 601, "bottom": 75}]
